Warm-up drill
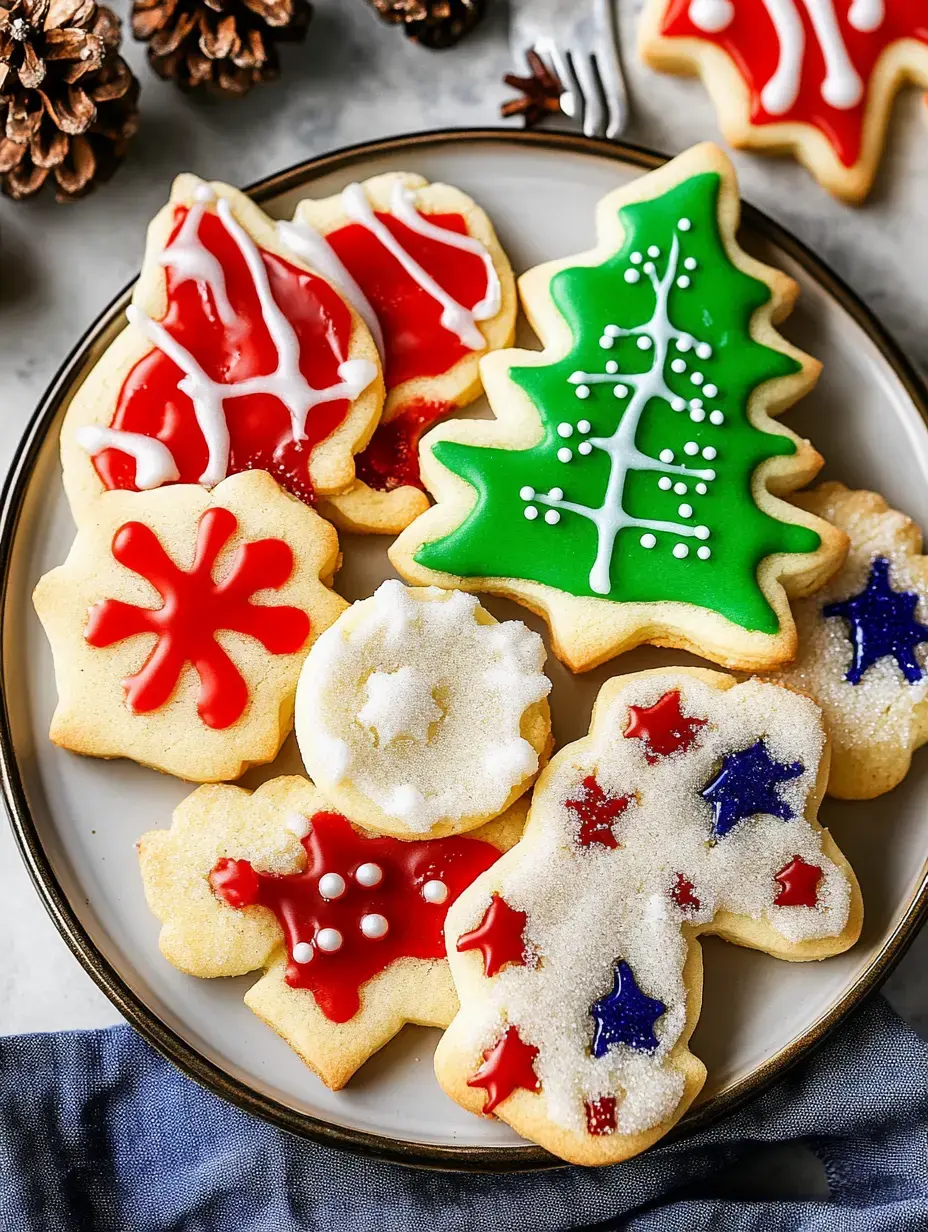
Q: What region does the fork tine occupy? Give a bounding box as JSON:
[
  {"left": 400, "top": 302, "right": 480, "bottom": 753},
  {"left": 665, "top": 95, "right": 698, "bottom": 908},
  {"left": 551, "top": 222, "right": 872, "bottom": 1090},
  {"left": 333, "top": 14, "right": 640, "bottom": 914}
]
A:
[
  {"left": 570, "top": 50, "right": 608, "bottom": 139},
  {"left": 594, "top": 0, "right": 628, "bottom": 139},
  {"left": 535, "top": 35, "right": 578, "bottom": 121}
]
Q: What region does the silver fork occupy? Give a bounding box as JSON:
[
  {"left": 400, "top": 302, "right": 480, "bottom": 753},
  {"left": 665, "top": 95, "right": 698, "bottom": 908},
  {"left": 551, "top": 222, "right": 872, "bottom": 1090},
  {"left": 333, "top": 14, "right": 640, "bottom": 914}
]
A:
[{"left": 509, "top": 0, "right": 629, "bottom": 140}]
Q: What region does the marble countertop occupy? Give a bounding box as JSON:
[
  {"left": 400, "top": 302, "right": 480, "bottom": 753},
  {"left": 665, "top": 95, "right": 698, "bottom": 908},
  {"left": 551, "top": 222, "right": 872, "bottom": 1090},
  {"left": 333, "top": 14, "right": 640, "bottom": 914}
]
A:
[{"left": 1, "top": 0, "right": 925, "bottom": 1085}]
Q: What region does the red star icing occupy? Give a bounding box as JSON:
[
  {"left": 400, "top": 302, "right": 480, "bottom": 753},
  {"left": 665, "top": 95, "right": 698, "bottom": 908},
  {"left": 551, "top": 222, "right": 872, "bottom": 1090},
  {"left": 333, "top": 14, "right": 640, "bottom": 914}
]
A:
[
  {"left": 209, "top": 811, "right": 501, "bottom": 1023},
  {"left": 456, "top": 894, "right": 528, "bottom": 977},
  {"left": 625, "top": 690, "right": 707, "bottom": 762},
  {"left": 660, "top": 1, "right": 928, "bottom": 169},
  {"left": 671, "top": 873, "right": 701, "bottom": 912},
  {"left": 467, "top": 1026, "right": 541, "bottom": 1115},
  {"left": 85, "top": 507, "right": 310, "bottom": 730},
  {"left": 585, "top": 1096, "right": 617, "bottom": 1136},
  {"left": 564, "top": 775, "right": 632, "bottom": 849},
  {"left": 774, "top": 855, "right": 823, "bottom": 908}
]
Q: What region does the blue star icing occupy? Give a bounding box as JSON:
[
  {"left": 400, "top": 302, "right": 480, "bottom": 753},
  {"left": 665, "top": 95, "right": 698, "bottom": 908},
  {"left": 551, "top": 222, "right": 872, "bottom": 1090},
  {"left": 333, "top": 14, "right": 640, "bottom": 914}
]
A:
[
  {"left": 590, "top": 959, "right": 665, "bottom": 1058},
  {"left": 700, "top": 740, "right": 803, "bottom": 840},
  {"left": 823, "top": 556, "right": 928, "bottom": 686}
]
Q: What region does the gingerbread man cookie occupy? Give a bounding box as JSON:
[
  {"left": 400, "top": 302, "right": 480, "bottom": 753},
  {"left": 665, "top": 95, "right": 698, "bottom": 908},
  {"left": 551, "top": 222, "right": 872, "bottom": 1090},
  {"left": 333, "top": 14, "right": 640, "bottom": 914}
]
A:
[
  {"left": 774, "top": 482, "right": 928, "bottom": 798},
  {"left": 60, "top": 174, "right": 384, "bottom": 520},
  {"left": 391, "top": 144, "right": 846, "bottom": 674},
  {"left": 436, "top": 668, "right": 862, "bottom": 1165},
  {"left": 295, "top": 580, "right": 552, "bottom": 838},
  {"left": 34, "top": 471, "right": 346, "bottom": 782},
  {"left": 639, "top": 0, "right": 928, "bottom": 202},
  {"left": 278, "top": 172, "right": 517, "bottom": 534},
  {"left": 138, "top": 775, "right": 524, "bottom": 1089}
]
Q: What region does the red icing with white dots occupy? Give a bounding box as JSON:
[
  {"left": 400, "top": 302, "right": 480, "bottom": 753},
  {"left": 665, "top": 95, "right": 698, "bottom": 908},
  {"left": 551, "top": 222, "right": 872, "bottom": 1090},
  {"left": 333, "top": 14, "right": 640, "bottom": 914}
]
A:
[
  {"left": 209, "top": 810, "right": 501, "bottom": 1022},
  {"left": 661, "top": 0, "right": 928, "bottom": 167},
  {"left": 84, "top": 507, "right": 309, "bottom": 729},
  {"left": 95, "top": 208, "right": 355, "bottom": 505}
]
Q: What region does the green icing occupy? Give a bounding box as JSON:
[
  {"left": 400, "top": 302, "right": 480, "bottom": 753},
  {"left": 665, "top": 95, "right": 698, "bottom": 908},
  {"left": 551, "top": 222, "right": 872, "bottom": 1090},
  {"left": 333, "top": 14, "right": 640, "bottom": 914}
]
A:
[{"left": 415, "top": 173, "right": 820, "bottom": 634}]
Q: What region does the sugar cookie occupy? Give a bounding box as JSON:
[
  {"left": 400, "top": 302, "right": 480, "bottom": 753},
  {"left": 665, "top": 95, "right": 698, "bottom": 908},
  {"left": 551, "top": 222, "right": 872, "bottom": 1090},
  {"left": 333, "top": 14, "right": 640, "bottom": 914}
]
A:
[
  {"left": 295, "top": 580, "right": 552, "bottom": 838},
  {"left": 639, "top": 1, "right": 928, "bottom": 203},
  {"left": 60, "top": 173, "right": 384, "bottom": 521},
  {"left": 391, "top": 144, "right": 846, "bottom": 673},
  {"left": 138, "top": 775, "right": 525, "bottom": 1089},
  {"left": 278, "top": 171, "right": 517, "bottom": 534},
  {"left": 773, "top": 482, "right": 928, "bottom": 798},
  {"left": 436, "top": 667, "right": 862, "bottom": 1165},
  {"left": 33, "top": 471, "right": 346, "bottom": 782}
]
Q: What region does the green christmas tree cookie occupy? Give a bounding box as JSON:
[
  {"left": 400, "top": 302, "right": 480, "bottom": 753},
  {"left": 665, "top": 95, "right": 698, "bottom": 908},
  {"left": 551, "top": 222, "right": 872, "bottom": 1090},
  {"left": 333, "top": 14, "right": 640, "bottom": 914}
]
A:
[{"left": 389, "top": 144, "right": 848, "bottom": 673}]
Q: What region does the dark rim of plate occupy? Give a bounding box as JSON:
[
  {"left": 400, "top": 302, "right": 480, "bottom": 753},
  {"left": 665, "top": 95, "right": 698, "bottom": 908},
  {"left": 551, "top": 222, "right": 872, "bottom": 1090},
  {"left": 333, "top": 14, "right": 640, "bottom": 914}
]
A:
[{"left": 2, "top": 128, "right": 928, "bottom": 1173}]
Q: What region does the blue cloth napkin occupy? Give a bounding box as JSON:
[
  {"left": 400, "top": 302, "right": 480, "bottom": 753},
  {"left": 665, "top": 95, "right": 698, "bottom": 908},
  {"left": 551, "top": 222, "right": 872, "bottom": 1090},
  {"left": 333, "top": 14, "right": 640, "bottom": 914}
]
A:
[{"left": 1, "top": 995, "right": 925, "bottom": 1231}]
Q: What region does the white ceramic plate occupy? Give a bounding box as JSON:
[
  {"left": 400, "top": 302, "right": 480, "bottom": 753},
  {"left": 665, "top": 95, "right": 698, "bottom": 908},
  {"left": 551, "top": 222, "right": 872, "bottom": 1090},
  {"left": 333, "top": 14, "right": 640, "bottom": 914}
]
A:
[{"left": 3, "top": 131, "right": 928, "bottom": 1170}]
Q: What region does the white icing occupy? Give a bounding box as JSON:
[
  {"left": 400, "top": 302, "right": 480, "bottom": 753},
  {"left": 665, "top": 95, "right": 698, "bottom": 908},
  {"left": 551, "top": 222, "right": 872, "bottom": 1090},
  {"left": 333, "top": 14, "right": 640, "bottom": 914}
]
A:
[
  {"left": 422, "top": 879, "right": 449, "bottom": 904},
  {"left": 296, "top": 581, "right": 551, "bottom": 833},
  {"left": 316, "top": 927, "right": 343, "bottom": 953},
  {"left": 360, "top": 913, "right": 389, "bottom": 939},
  {"left": 354, "top": 862, "right": 383, "bottom": 887},
  {"left": 318, "top": 872, "right": 346, "bottom": 900},
  {"left": 276, "top": 218, "right": 386, "bottom": 359},
  {"left": 451, "top": 675, "right": 852, "bottom": 1138},
  {"left": 127, "top": 192, "right": 378, "bottom": 488},
  {"left": 292, "top": 941, "right": 314, "bottom": 964},
  {"left": 340, "top": 181, "right": 493, "bottom": 351},
  {"left": 848, "top": 0, "right": 884, "bottom": 32},
  {"left": 805, "top": 0, "right": 865, "bottom": 108},
  {"left": 159, "top": 190, "right": 236, "bottom": 327},
  {"left": 74, "top": 425, "right": 180, "bottom": 490}
]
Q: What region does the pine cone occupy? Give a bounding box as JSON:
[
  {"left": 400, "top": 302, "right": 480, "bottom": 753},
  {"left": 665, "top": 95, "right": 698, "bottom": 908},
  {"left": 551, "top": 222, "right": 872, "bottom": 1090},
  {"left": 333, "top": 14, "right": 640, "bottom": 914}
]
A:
[
  {"left": 0, "top": 0, "right": 139, "bottom": 202},
  {"left": 132, "top": 0, "right": 312, "bottom": 96},
  {"left": 367, "top": 0, "right": 485, "bottom": 50}
]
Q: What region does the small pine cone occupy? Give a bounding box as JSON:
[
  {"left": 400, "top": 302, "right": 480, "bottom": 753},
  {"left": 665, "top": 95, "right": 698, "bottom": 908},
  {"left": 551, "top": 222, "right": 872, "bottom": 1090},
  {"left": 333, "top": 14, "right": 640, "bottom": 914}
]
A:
[
  {"left": 368, "top": 0, "right": 485, "bottom": 50},
  {"left": 0, "top": 0, "right": 140, "bottom": 202},
  {"left": 132, "top": 0, "right": 312, "bottom": 96}
]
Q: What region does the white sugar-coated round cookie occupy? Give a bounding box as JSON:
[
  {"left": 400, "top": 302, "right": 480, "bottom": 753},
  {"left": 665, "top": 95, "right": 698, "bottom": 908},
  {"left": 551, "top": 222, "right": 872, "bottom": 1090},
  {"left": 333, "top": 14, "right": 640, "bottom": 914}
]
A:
[{"left": 295, "top": 580, "right": 553, "bottom": 838}]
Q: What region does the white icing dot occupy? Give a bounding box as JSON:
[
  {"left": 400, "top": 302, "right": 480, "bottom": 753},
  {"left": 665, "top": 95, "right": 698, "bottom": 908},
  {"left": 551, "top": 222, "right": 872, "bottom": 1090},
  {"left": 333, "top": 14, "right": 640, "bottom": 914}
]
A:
[
  {"left": 676, "top": 336, "right": 693, "bottom": 352},
  {"left": 673, "top": 543, "right": 690, "bottom": 559},
  {"left": 316, "top": 928, "right": 343, "bottom": 953},
  {"left": 678, "top": 503, "right": 693, "bottom": 518},
  {"left": 355, "top": 862, "right": 383, "bottom": 887},
  {"left": 690, "top": 398, "right": 704, "bottom": 409},
  {"left": 684, "top": 257, "right": 698, "bottom": 271},
  {"left": 614, "top": 384, "right": 629, "bottom": 399},
  {"left": 577, "top": 419, "right": 591, "bottom": 433},
  {"left": 630, "top": 251, "right": 643, "bottom": 265},
  {"left": 549, "top": 487, "right": 564, "bottom": 500},
  {"left": 671, "top": 397, "right": 687, "bottom": 412},
  {"left": 605, "top": 360, "right": 619, "bottom": 374},
  {"left": 647, "top": 245, "right": 660, "bottom": 258},
  {"left": 697, "top": 546, "right": 712, "bottom": 559},
  {"left": 557, "top": 447, "right": 573, "bottom": 463},
  {"left": 604, "top": 324, "right": 621, "bottom": 338},
  {"left": 285, "top": 812, "right": 312, "bottom": 839},
  {"left": 703, "top": 383, "right": 718, "bottom": 398},
  {"left": 643, "top": 261, "right": 656, "bottom": 275},
  {"left": 709, "top": 411, "right": 725, "bottom": 425},
  {"left": 600, "top": 334, "right": 615, "bottom": 347},
  {"left": 422, "top": 879, "right": 449, "bottom": 904},
  {"left": 292, "top": 942, "right": 314, "bottom": 964},
  {"left": 696, "top": 482, "right": 708, "bottom": 494},
  {"left": 520, "top": 485, "right": 535, "bottom": 501},
  {"left": 695, "top": 525, "right": 711, "bottom": 540},
  {"left": 696, "top": 343, "right": 712, "bottom": 360},
  {"left": 673, "top": 481, "right": 687, "bottom": 495},
  {"left": 690, "top": 408, "right": 706, "bottom": 423},
  {"left": 659, "top": 448, "right": 674, "bottom": 463},
  {"left": 676, "top": 276, "right": 691, "bottom": 289},
  {"left": 678, "top": 218, "right": 692, "bottom": 231},
  {"left": 702, "top": 446, "right": 717, "bottom": 460},
  {"left": 624, "top": 269, "right": 640, "bottom": 285},
  {"left": 545, "top": 510, "right": 561, "bottom": 525},
  {"left": 360, "top": 913, "right": 389, "bottom": 939},
  {"left": 557, "top": 423, "right": 573, "bottom": 438},
  {"left": 640, "top": 533, "right": 657, "bottom": 549},
  {"left": 684, "top": 442, "right": 699, "bottom": 456},
  {"left": 578, "top": 441, "right": 593, "bottom": 455},
  {"left": 524, "top": 506, "right": 539, "bottom": 521},
  {"left": 319, "top": 872, "right": 346, "bottom": 900},
  {"left": 691, "top": 372, "right": 704, "bottom": 386},
  {"left": 637, "top": 336, "right": 653, "bottom": 351},
  {"left": 575, "top": 384, "right": 591, "bottom": 399},
  {"left": 671, "top": 358, "right": 687, "bottom": 374},
  {"left": 658, "top": 477, "right": 673, "bottom": 491},
  {"left": 704, "top": 469, "right": 716, "bottom": 480}
]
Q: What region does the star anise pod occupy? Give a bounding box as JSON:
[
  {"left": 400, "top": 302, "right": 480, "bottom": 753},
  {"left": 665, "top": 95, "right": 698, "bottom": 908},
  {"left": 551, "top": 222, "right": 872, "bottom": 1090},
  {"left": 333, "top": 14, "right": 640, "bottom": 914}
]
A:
[{"left": 501, "top": 48, "right": 563, "bottom": 128}]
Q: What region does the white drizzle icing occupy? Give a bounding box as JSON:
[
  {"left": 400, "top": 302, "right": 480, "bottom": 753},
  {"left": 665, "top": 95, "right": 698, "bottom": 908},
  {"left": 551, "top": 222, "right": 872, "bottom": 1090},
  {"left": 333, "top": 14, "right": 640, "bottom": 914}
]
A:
[
  {"left": 276, "top": 218, "right": 386, "bottom": 359},
  {"left": 340, "top": 181, "right": 494, "bottom": 352},
  {"left": 121, "top": 190, "right": 377, "bottom": 489},
  {"left": 74, "top": 425, "right": 180, "bottom": 490},
  {"left": 688, "top": 0, "right": 883, "bottom": 113},
  {"left": 158, "top": 185, "right": 236, "bottom": 327}
]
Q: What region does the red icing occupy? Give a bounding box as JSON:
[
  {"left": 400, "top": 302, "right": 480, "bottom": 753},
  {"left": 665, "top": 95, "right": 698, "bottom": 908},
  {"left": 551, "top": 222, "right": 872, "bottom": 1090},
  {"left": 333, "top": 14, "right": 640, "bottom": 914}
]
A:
[
  {"left": 564, "top": 775, "right": 632, "bottom": 849},
  {"left": 85, "top": 507, "right": 309, "bottom": 729},
  {"left": 585, "top": 1096, "right": 617, "bottom": 1136},
  {"left": 354, "top": 399, "right": 451, "bottom": 493},
  {"left": 774, "top": 855, "right": 822, "bottom": 908},
  {"left": 97, "top": 207, "right": 356, "bottom": 505},
  {"left": 467, "top": 1025, "right": 541, "bottom": 1115},
  {"left": 661, "top": 0, "right": 928, "bottom": 167},
  {"left": 456, "top": 893, "right": 528, "bottom": 977},
  {"left": 209, "top": 810, "right": 500, "bottom": 1023},
  {"left": 671, "top": 873, "right": 701, "bottom": 912},
  {"left": 625, "top": 690, "right": 707, "bottom": 762}
]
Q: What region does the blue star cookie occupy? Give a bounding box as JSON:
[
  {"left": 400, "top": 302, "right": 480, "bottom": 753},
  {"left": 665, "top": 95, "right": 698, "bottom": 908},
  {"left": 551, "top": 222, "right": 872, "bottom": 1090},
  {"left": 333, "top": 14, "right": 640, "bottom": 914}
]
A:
[{"left": 824, "top": 556, "right": 928, "bottom": 685}]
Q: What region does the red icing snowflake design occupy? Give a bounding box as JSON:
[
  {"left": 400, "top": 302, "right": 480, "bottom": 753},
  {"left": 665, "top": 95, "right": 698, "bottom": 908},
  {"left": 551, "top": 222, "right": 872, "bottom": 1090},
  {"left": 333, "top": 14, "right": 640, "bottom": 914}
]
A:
[
  {"left": 774, "top": 855, "right": 823, "bottom": 907},
  {"left": 661, "top": 0, "right": 928, "bottom": 168},
  {"left": 564, "top": 775, "right": 633, "bottom": 849},
  {"left": 467, "top": 1025, "right": 541, "bottom": 1115},
  {"left": 625, "top": 690, "right": 707, "bottom": 763},
  {"left": 209, "top": 810, "right": 500, "bottom": 1023},
  {"left": 85, "top": 507, "right": 310, "bottom": 730}
]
